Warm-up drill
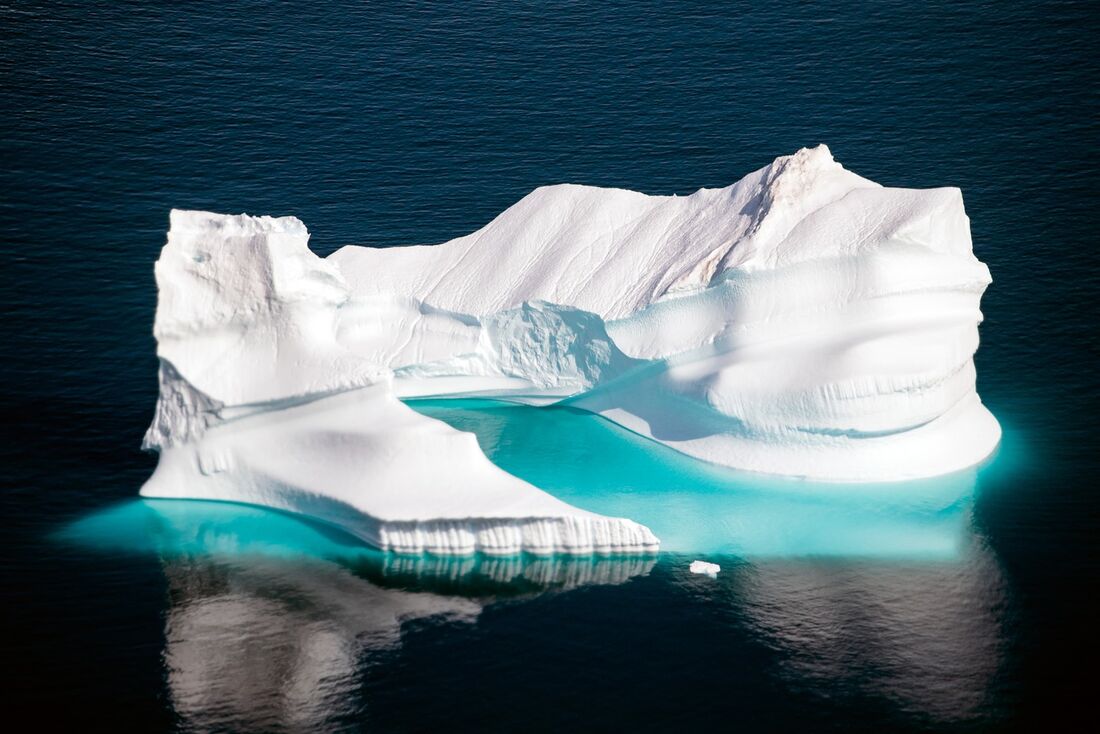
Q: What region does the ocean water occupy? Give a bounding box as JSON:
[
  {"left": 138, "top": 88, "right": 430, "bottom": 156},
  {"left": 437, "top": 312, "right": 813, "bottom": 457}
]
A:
[{"left": 2, "top": 2, "right": 1097, "bottom": 731}]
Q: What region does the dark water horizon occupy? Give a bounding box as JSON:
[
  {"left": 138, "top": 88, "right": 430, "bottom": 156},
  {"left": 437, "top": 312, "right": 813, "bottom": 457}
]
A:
[{"left": 3, "top": 2, "right": 1097, "bottom": 731}]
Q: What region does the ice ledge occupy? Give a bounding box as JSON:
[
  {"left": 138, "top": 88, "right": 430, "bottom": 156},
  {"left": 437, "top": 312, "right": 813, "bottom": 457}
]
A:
[
  {"left": 141, "top": 470, "right": 660, "bottom": 556},
  {"left": 168, "top": 208, "right": 309, "bottom": 236},
  {"left": 140, "top": 381, "right": 659, "bottom": 556},
  {"left": 374, "top": 516, "right": 660, "bottom": 556},
  {"left": 139, "top": 471, "right": 660, "bottom": 557}
]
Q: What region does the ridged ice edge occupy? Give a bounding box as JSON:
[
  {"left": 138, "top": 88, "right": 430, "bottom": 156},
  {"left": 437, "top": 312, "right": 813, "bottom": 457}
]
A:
[
  {"left": 371, "top": 515, "right": 661, "bottom": 556},
  {"left": 139, "top": 459, "right": 661, "bottom": 557}
]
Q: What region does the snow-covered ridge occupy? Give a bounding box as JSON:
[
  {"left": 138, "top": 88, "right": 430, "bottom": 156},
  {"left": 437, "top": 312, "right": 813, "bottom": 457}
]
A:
[{"left": 141, "top": 145, "right": 1001, "bottom": 554}]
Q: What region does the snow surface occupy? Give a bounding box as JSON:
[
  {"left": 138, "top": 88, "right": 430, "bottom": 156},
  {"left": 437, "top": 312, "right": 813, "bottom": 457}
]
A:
[
  {"left": 689, "top": 560, "right": 721, "bottom": 577},
  {"left": 141, "top": 145, "right": 1001, "bottom": 554}
]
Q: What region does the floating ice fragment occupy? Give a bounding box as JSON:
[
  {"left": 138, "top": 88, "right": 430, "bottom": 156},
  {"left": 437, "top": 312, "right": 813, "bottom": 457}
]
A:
[{"left": 689, "top": 560, "right": 721, "bottom": 577}]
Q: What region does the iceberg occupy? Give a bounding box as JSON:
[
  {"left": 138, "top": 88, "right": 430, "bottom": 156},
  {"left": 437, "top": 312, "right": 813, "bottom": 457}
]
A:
[
  {"left": 689, "top": 560, "right": 721, "bottom": 577},
  {"left": 140, "top": 145, "right": 1000, "bottom": 555}
]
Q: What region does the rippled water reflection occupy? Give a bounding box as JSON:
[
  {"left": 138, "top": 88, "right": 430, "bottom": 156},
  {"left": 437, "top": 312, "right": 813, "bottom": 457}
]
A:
[
  {"left": 60, "top": 499, "right": 662, "bottom": 731},
  {"left": 726, "top": 542, "right": 1010, "bottom": 723},
  {"left": 57, "top": 423, "right": 1013, "bottom": 732}
]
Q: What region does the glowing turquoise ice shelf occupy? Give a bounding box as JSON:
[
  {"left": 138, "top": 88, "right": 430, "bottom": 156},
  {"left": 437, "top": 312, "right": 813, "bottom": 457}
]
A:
[{"left": 60, "top": 399, "right": 1012, "bottom": 563}]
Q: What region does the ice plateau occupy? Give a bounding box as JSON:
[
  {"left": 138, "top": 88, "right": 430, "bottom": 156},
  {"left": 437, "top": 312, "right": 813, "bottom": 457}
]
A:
[{"left": 140, "top": 145, "right": 1001, "bottom": 555}]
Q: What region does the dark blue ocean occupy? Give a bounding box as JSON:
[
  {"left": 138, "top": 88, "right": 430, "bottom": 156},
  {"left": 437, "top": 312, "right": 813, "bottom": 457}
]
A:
[{"left": 2, "top": 2, "right": 1097, "bottom": 731}]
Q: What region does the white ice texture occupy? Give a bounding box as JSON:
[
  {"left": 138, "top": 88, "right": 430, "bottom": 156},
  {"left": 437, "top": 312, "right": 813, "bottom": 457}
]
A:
[
  {"left": 141, "top": 145, "right": 1000, "bottom": 555},
  {"left": 689, "top": 561, "right": 721, "bottom": 577}
]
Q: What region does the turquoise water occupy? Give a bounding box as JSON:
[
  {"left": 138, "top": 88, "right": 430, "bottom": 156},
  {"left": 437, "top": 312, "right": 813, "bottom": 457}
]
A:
[
  {"left": 411, "top": 399, "right": 1007, "bottom": 559},
  {"left": 58, "top": 498, "right": 659, "bottom": 596},
  {"left": 58, "top": 394, "right": 1012, "bottom": 562},
  {"left": 59, "top": 397, "right": 1008, "bottom": 562}
]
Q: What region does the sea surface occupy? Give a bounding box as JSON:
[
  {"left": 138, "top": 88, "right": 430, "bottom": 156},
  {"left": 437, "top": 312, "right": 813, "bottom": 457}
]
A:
[{"left": 2, "top": 2, "right": 1097, "bottom": 731}]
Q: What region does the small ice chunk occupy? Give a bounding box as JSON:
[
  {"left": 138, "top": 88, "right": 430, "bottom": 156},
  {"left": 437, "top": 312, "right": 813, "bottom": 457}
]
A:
[{"left": 689, "top": 560, "right": 720, "bottom": 577}]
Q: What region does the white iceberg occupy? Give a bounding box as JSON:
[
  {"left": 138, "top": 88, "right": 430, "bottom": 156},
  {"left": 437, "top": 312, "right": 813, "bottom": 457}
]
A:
[
  {"left": 689, "top": 560, "right": 721, "bottom": 577},
  {"left": 140, "top": 144, "right": 1000, "bottom": 555}
]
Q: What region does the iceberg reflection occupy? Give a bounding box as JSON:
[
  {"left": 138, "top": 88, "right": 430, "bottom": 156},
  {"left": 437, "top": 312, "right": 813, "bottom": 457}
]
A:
[
  {"left": 708, "top": 536, "right": 1011, "bottom": 725},
  {"left": 159, "top": 553, "right": 477, "bottom": 732},
  {"left": 57, "top": 499, "right": 656, "bottom": 731}
]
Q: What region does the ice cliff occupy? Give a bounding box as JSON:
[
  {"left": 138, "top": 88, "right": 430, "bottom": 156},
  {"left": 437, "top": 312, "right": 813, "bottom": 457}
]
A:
[{"left": 141, "top": 145, "right": 1001, "bottom": 554}]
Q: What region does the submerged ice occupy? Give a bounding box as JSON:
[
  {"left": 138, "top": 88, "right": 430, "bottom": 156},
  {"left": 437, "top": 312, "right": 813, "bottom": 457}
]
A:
[{"left": 140, "top": 145, "right": 1000, "bottom": 555}]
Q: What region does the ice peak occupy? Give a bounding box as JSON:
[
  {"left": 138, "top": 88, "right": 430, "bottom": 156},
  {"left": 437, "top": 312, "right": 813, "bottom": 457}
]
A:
[{"left": 169, "top": 209, "right": 308, "bottom": 236}]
